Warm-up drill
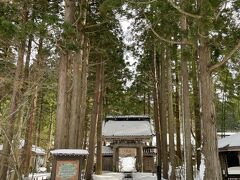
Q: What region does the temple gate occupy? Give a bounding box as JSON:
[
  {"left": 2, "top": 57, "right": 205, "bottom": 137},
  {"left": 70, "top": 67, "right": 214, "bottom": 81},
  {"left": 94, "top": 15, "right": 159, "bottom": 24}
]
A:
[{"left": 102, "top": 115, "right": 156, "bottom": 172}]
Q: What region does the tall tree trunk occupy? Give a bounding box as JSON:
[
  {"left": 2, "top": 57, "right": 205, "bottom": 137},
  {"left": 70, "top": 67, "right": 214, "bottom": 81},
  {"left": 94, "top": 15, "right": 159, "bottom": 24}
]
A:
[
  {"left": 12, "top": 35, "right": 33, "bottom": 180},
  {"left": 64, "top": 58, "right": 73, "bottom": 148},
  {"left": 21, "top": 37, "right": 44, "bottom": 177},
  {"left": 36, "top": 91, "right": 44, "bottom": 146},
  {"left": 0, "top": 3, "right": 28, "bottom": 179},
  {"left": 0, "top": 41, "right": 26, "bottom": 180},
  {"left": 69, "top": 52, "right": 82, "bottom": 148},
  {"left": 143, "top": 93, "right": 145, "bottom": 114},
  {"left": 96, "top": 61, "right": 104, "bottom": 175},
  {"left": 24, "top": 36, "right": 33, "bottom": 84},
  {"left": 192, "top": 50, "right": 201, "bottom": 170},
  {"left": 175, "top": 58, "right": 182, "bottom": 163},
  {"left": 147, "top": 93, "right": 151, "bottom": 115},
  {"left": 160, "top": 47, "right": 168, "bottom": 179},
  {"left": 77, "top": 39, "right": 90, "bottom": 148},
  {"left": 85, "top": 60, "right": 103, "bottom": 180},
  {"left": 22, "top": 85, "right": 39, "bottom": 176},
  {"left": 55, "top": 0, "right": 75, "bottom": 149},
  {"left": 198, "top": 1, "right": 222, "bottom": 179},
  {"left": 69, "top": 0, "right": 87, "bottom": 148},
  {"left": 46, "top": 108, "right": 54, "bottom": 171},
  {"left": 199, "top": 37, "right": 222, "bottom": 180},
  {"left": 180, "top": 13, "right": 193, "bottom": 180},
  {"left": 152, "top": 44, "right": 161, "bottom": 180},
  {"left": 167, "top": 48, "right": 176, "bottom": 180}
]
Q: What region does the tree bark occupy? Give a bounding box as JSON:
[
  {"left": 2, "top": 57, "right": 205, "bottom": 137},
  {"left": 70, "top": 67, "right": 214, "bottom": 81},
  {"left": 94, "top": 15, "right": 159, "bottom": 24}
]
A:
[
  {"left": 77, "top": 39, "right": 90, "bottom": 148},
  {"left": 192, "top": 50, "right": 201, "bottom": 170},
  {"left": 65, "top": 57, "right": 73, "bottom": 148},
  {"left": 167, "top": 48, "right": 176, "bottom": 180},
  {"left": 24, "top": 36, "right": 33, "bottom": 84},
  {"left": 152, "top": 44, "right": 161, "bottom": 180},
  {"left": 36, "top": 91, "right": 44, "bottom": 146},
  {"left": 68, "top": 0, "right": 87, "bottom": 148},
  {"left": 175, "top": 58, "right": 182, "bottom": 163},
  {"left": 96, "top": 61, "right": 104, "bottom": 175},
  {"left": 180, "top": 13, "right": 193, "bottom": 180},
  {"left": 160, "top": 47, "right": 168, "bottom": 179},
  {"left": 21, "top": 37, "right": 44, "bottom": 177},
  {"left": 0, "top": 3, "right": 29, "bottom": 179},
  {"left": 198, "top": 1, "right": 222, "bottom": 179},
  {"left": 68, "top": 52, "right": 82, "bottom": 148},
  {"left": 85, "top": 60, "right": 103, "bottom": 180},
  {"left": 22, "top": 85, "right": 38, "bottom": 176},
  {"left": 199, "top": 37, "right": 222, "bottom": 180},
  {"left": 46, "top": 108, "right": 54, "bottom": 170},
  {"left": 54, "top": 0, "right": 75, "bottom": 149},
  {"left": 0, "top": 40, "right": 26, "bottom": 180}
]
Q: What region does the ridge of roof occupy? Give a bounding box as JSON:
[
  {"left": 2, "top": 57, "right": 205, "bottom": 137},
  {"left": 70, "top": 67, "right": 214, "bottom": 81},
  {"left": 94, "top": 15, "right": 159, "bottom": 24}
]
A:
[
  {"left": 102, "top": 119, "right": 153, "bottom": 137},
  {"left": 105, "top": 115, "right": 151, "bottom": 121}
]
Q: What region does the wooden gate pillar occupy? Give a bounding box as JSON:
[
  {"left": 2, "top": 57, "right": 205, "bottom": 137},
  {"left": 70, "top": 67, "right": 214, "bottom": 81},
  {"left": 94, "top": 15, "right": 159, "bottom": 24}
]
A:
[
  {"left": 112, "top": 146, "right": 116, "bottom": 172},
  {"left": 116, "top": 147, "right": 119, "bottom": 172},
  {"left": 137, "top": 146, "right": 143, "bottom": 172},
  {"left": 113, "top": 146, "right": 119, "bottom": 172}
]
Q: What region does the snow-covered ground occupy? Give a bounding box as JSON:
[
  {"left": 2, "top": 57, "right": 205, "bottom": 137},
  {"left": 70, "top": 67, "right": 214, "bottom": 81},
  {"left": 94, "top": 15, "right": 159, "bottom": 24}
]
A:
[
  {"left": 119, "top": 157, "right": 136, "bottom": 172},
  {"left": 93, "top": 172, "right": 157, "bottom": 180},
  {"left": 133, "top": 172, "right": 157, "bottom": 179},
  {"left": 92, "top": 172, "right": 124, "bottom": 180},
  {"left": 26, "top": 173, "right": 51, "bottom": 180}
]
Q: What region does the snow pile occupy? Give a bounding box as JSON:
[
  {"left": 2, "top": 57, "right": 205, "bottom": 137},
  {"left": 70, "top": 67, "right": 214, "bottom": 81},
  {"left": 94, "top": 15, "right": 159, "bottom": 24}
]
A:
[
  {"left": 92, "top": 172, "right": 158, "bottom": 180},
  {"left": 92, "top": 172, "right": 124, "bottom": 180},
  {"left": 26, "top": 173, "right": 51, "bottom": 180},
  {"left": 32, "top": 145, "right": 45, "bottom": 155},
  {"left": 0, "top": 140, "right": 45, "bottom": 155},
  {"left": 168, "top": 163, "right": 172, "bottom": 177},
  {"left": 133, "top": 173, "right": 157, "bottom": 180},
  {"left": 119, "top": 157, "right": 136, "bottom": 172}
]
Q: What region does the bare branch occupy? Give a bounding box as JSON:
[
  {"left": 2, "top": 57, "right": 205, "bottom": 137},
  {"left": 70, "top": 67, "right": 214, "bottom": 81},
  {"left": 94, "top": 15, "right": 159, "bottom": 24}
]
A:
[
  {"left": 128, "top": 0, "right": 157, "bottom": 5},
  {"left": 209, "top": 41, "right": 240, "bottom": 72},
  {"left": 143, "top": 12, "right": 193, "bottom": 45},
  {"left": 214, "top": 0, "right": 228, "bottom": 20},
  {"left": 167, "top": 0, "right": 202, "bottom": 19},
  {"left": 85, "top": 21, "right": 108, "bottom": 31},
  {"left": 150, "top": 25, "right": 193, "bottom": 45},
  {"left": 0, "top": 127, "right": 21, "bottom": 179}
]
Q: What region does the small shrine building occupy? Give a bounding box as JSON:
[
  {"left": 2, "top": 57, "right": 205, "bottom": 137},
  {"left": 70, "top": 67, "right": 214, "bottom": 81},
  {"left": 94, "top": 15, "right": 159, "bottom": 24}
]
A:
[{"left": 102, "top": 115, "right": 156, "bottom": 172}]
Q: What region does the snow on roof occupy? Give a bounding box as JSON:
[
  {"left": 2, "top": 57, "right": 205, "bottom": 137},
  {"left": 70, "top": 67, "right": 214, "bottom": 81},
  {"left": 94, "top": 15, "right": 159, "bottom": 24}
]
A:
[
  {"left": 102, "top": 119, "right": 153, "bottom": 137},
  {"left": 0, "top": 140, "right": 45, "bottom": 155},
  {"left": 102, "top": 146, "right": 113, "bottom": 155},
  {"left": 217, "top": 132, "right": 237, "bottom": 137},
  {"left": 32, "top": 145, "right": 46, "bottom": 155},
  {"left": 106, "top": 115, "right": 150, "bottom": 120},
  {"left": 50, "top": 149, "right": 89, "bottom": 156},
  {"left": 218, "top": 133, "right": 240, "bottom": 149}
]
